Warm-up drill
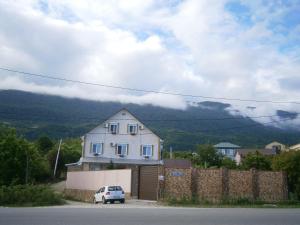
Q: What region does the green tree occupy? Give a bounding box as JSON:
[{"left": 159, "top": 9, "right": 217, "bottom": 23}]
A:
[
  {"left": 0, "top": 126, "right": 49, "bottom": 185},
  {"left": 221, "top": 157, "right": 237, "bottom": 169},
  {"left": 196, "top": 144, "right": 222, "bottom": 168},
  {"left": 241, "top": 151, "right": 272, "bottom": 170},
  {"left": 36, "top": 136, "right": 54, "bottom": 154},
  {"left": 47, "top": 138, "right": 81, "bottom": 178},
  {"left": 272, "top": 151, "right": 300, "bottom": 199}
]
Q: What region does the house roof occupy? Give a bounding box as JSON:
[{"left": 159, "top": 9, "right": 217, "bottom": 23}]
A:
[
  {"left": 164, "top": 159, "right": 192, "bottom": 168},
  {"left": 265, "top": 141, "right": 285, "bottom": 147},
  {"left": 214, "top": 142, "right": 241, "bottom": 149},
  {"left": 237, "top": 148, "right": 277, "bottom": 157},
  {"left": 289, "top": 143, "right": 300, "bottom": 150}
]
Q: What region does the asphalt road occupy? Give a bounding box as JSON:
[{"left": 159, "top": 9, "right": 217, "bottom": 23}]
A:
[{"left": 1, "top": 207, "right": 300, "bottom": 225}]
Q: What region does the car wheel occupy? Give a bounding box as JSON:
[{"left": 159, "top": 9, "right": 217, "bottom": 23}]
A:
[
  {"left": 120, "top": 199, "right": 125, "bottom": 204},
  {"left": 93, "top": 197, "right": 98, "bottom": 204},
  {"left": 102, "top": 197, "right": 107, "bottom": 204}
]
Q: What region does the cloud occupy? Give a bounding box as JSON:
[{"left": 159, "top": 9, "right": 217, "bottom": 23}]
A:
[{"left": 0, "top": 0, "right": 300, "bottom": 128}]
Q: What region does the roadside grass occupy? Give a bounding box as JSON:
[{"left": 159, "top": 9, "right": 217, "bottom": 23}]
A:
[
  {"left": 0, "top": 185, "right": 66, "bottom": 207},
  {"left": 163, "top": 196, "right": 300, "bottom": 208}
]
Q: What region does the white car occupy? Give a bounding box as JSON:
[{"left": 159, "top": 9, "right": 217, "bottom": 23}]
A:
[{"left": 93, "top": 186, "right": 125, "bottom": 204}]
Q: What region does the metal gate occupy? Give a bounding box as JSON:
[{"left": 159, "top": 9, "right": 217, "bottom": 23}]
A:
[{"left": 139, "top": 166, "right": 158, "bottom": 200}]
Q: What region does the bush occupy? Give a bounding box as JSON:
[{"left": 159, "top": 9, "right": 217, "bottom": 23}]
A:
[
  {"left": 0, "top": 185, "right": 65, "bottom": 206},
  {"left": 272, "top": 151, "right": 300, "bottom": 199}
]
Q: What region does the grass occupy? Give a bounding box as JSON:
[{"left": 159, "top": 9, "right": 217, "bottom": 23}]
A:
[
  {"left": 164, "top": 196, "right": 300, "bottom": 208},
  {"left": 0, "top": 185, "right": 66, "bottom": 207}
]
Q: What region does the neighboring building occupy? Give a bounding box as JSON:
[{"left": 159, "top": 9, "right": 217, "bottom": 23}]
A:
[
  {"left": 265, "top": 141, "right": 286, "bottom": 153},
  {"left": 288, "top": 143, "right": 300, "bottom": 151},
  {"left": 235, "top": 148, "right": 277, "bottom": 165},
  {"left": 214, "top": 142, "right": 241, "bottom": 160},
  {"left": 67, "top": 108, "right": 163, "bottom": 171}
]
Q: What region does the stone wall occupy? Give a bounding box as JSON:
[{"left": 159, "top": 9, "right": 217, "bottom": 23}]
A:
[
  {"left": 193, "top": 169, "right": 223, "bottom": 203},
  {"left": 164, "top": 168, "right": 288, "bottom": 203},
  {"left": 258, "top": 171, "right": 288, "bottom": 202},
  {"left": 64, "top": 189, "right": 131, "bottom": 203},
  {"left": 64, "top": 189, "right": 95, "bottom": 202},
  {"left": 228, "top": 170, "right": 254, "bottom": 200},
  {"left": 164, "top": 168, "right": 192, "bottom": 199}
]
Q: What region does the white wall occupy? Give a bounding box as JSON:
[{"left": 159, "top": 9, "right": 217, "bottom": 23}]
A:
[
  {"left": 66, "top": 169, "right": 132, "bottom": 193},
  {"left": 83, "top": 109, "right": 161, "bottom": 160}
]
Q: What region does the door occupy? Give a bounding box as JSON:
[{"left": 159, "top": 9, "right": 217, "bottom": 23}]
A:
[{"left": 139, "top": 166, "right": 158, "bottom": 200}]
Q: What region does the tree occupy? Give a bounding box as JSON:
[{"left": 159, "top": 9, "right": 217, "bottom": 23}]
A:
[
  {"left": 0, "top": 126, "right": 49, "bottom": 185},
  {"left": 36, "top": 136, "right": 54, "bottom": 154},
  {"left": 241, "top": 151, "right": 272, "bottom": 170},
  {"left": 47, "top": 138, "right": 82, "bottom": 178},
  {"left": 196, "top": 144, "right": 222, "bottom": 168},
  {"left": 221, "top": 157, "right": 237, "bottom": 169},
  {"left": 272, "top": 151, "right": 300, "bottom": 199}
]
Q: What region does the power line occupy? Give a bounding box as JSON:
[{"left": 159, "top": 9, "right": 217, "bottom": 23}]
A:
[
  {"left": 1, "top": 67, "right": 300, "bottom": 105},
  {"left": 76, "top": 117, "right": 297, "bottom": 136},
  {"left": 0, "top": 110, "right": 298, "bottom": 122},
  {"left": 164, "top": 117, "right": 296, "bottom": 134}
]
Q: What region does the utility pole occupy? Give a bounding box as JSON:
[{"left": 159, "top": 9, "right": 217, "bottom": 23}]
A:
[
  {"left": 53, "top": 139, "right": 62, "bottom": 178},
  {"left": 170, "top": 146, "right": 173, "bottom": 159},
  {"left": 25, "top": 150, "right": 29, "bottom": 184}
]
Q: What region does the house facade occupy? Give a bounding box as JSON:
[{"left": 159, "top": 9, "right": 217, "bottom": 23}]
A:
[
  {"left": 67, "top": 108, "right": 163, "bottom": 171},
  {"left": 265, "top": 141, "right": 286, "bottom": 153},
  {"left": 235, "top": 148, "right": 277, "bottom": 165},
  {"left": 214, "top": 142, "right": 241, "bottom": 160}
]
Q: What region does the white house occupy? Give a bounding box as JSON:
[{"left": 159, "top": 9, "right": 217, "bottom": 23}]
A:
[
  {"left": 213, "top": 142, "right": 241, "bottom": 160},
  {"left": 67, "top": 108, "right": 163, "bottom": 171}
]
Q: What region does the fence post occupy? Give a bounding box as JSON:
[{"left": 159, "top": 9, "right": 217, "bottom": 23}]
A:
[
  {"left": 251, "top": 168, "right": 259, "bottom": 200},
  {"left": 221, "top": 168, "right": 229, "bottom": 201}
]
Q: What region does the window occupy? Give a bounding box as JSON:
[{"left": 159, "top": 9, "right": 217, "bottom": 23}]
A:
[
  {"left": 128, "top": 124, "right": 137, "bottom": 134},
  {"left": 117, "top": 144, "right": 128, "bottom": 156},
  {"left": 142, "top": 145, "right": 153, "bottom": 157},
  {"left": 91, "top": 143, "right": 103, "bottom": 155},
  {"left": 109, "top": 123, "right": 118, "bottom": 134}
]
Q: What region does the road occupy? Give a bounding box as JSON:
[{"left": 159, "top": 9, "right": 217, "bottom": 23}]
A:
[{"left": 1, "top": 207, "right": 300, "bottom": 225}]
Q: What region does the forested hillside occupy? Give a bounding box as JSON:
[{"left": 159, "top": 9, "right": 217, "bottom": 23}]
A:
[{"left": 1, "top": 90, "right": 300, "bottom": 150}]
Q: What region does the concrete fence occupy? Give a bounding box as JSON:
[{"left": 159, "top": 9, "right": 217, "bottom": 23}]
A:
[{"left": 65, "top": 169, "right": 131, "bottom": 202}]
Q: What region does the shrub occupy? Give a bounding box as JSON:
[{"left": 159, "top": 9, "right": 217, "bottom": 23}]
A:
[{"left": 0, "top": 185, "right": 65, "bottom": 206}]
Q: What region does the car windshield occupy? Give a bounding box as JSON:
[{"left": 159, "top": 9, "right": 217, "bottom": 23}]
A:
[{"left": 108, "top": 186, "right": 122, "bottom": 191}]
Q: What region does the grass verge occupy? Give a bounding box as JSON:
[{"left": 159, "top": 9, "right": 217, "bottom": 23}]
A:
[
  {"left": 164, "top": 197, "right": 300, "bottom": 208},
  {"left": 0, "top": 185, "right": 65, "bottom": 207}
]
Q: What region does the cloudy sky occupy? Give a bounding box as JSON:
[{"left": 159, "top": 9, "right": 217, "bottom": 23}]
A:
[{"left": 0, "top": 0, "right": 300, "bottom": 126}]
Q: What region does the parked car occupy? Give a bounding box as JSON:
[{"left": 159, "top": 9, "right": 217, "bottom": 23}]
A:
[{"left": 94, "top": 186, "right": 125, "bottom": 204}]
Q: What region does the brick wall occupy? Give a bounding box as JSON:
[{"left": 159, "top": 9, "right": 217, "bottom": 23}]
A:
[{"left": 164, "top": 168, "right": 192, "bottom": 199}]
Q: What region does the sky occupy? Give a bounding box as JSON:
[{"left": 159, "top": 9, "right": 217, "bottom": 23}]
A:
[{"left": 0, "top": 0, "right": 300, "bottom": 128}]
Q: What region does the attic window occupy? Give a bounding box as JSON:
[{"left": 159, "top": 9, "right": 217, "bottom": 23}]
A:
[
  {"left": 122, "top": 112, "right": 126, "bottom": 116},
  {"left": 109, "top": 123, "right": 118, "bottom": 134},
  {"left": 128, "top": 124, "right": 137, "bottom": 135}
]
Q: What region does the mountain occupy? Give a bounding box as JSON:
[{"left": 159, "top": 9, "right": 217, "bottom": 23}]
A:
[{"left": 1, "top": 90, "right": 300, "bottom": 150}]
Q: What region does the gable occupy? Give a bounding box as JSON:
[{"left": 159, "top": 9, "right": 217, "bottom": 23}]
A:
[{"left": 85, "top": 108, "right": 161, "bottom": 139}]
